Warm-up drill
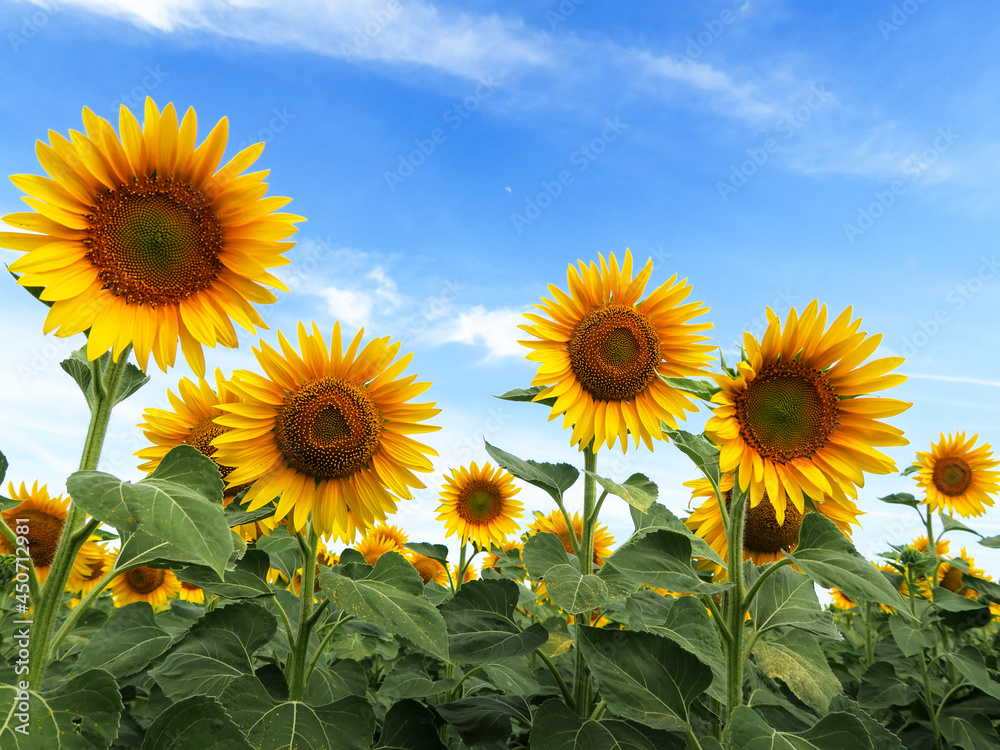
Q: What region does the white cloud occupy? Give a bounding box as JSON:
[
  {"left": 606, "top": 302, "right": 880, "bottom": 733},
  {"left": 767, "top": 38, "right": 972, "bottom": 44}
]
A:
[
  {"left": 423, "top": 305, "right": 527, "bottom": 360},
  {"left": 321, "top": 286, "right": 374, "bottom": 328}
]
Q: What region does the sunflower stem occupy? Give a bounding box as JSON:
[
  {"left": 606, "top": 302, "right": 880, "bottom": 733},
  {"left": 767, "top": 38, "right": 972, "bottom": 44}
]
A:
[
  {"left": 572, "top": 444, "right": 599, "bottom": 718},
  {"left": 48, "top": 558, "right": 124, "bottom": 655},
  {"left": 741, "top": 557, "right": 793, "bottom": 612},
  {"left": 723, "top": 479, "right": 748, "bottom": 735},
  {"left": 26, "top": 345, "right": 132, "bottom": 689},
  {"left": 302, "top": 613, "right": 353, "bottom": 688},
  {"left": 287, "top": 524, "right": 319, "bottom": 701},
  {"left": 535, "top": 649, "right": 575, "bottom": 709},
  {"left": 456, "top": 540, "right": 467, "bottom": 592}
]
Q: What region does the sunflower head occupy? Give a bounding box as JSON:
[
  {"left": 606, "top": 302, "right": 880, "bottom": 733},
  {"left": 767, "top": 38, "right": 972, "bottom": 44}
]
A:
[
  {"left": 526, "top": 510, "right": 615, "bottom": 566},
  {"left": 436, "top": 462, "right": 523, "bottom": 549},
  {"left": 916, "top": 432, "right": 1000, "bottom": 518},
  {"left": 111, "top": 565, "right": 181, "bottom": 611},
  {"left": 939, "top": 548, "right": 991, "bottom": 598},
  {"left": 519, "top": 249, "right": 712, "bottom": 452},
  {"left": 3, "top": 98, "right": 303, "bottom": 374},
  {"left": 178, "top": 581, "right": 206, "bottom": 604},
  {"left": 356, "top": 534, "right": 400, "bottom": 567},
  {"left": 829, "top": 588, "right": 856, "bottom": 610},
  {"left": 706, "top": 301, "right": 910, "bottom": 525},
  {"left": 67, "top": 536, "right": 115, "bottom": 596},
  {"left": 408, "top": 553, "right": 449, "bottom": 586},
  {"left": 1, "top": 482, "right": 71, "bottom": 584},
  {"left": 212, "top": 321, "right": 440, "bottom": 540}
]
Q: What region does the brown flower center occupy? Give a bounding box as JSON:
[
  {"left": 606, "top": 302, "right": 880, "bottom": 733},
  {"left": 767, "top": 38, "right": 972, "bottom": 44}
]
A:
[
  {"left": 726, "top": 492, "right": 804, "bottom": 554},
  {"left": 568, "top": 303, "right": 661, "bottom": 402},
  {"left": 186, "top": 417, "right": 246, "bottom": 496},
  {"left": 734, "top": 361, "right": 839, "bottom": 463},
  {"left": 940, "top": 565, "right": 964, "bottom": 593},
  {"left": 274, "top": 377, "right": 382, "bottom": 479},
  {"left": 124, "top": 566, "right": 167, "bottom": 594},
  {"left": 458, "top": 483, "right": 503, "bottom": 524},
  {"left": 932, "top": 456, "right": 973, "bottom": 497},
  {"left": 3, "top": 509, "right": 64, "bottom": 569},
  {"left": 86, "top": 175, "right": 223, "bottom": 306}
]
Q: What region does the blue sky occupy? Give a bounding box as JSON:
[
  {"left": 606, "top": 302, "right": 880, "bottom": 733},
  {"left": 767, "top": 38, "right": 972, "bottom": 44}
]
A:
[{"left": 2, "top": 0, "right": 1000, "bottom": 581}]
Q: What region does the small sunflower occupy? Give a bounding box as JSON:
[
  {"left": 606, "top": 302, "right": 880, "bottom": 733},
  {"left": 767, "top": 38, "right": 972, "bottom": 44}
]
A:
[
  {"left": 684, "top": 474, "right": 862, "bottom": 568},
  {"left": 915, "top": 432, "right": 1000, "bottom": 518},
  {"left": 408, "top": 553, "right": 449, "bottom": 586},
  {"left": 110, "top": 566, "right": 181, "bottom": 611},
  {"left": 178, "top": 581, "right": 205, "bottom": 604},
  {"left": 356, "top": 534, "right": 399, "bottom": 567},
  {"left": 519, "top": 249, "right": 713, "bottom": 452},
  {"left": 911, "top": 535, "right": 950, "bottom": 556},
  {"left": 0, "top": 482, "right": 70, "bottom": 584},
  {"left": 2, "top": 98, "right": 303, "bottom": 374},
  {"left": 452, "top": 562, "right": 477, "bottom": 585},
  {"left": 706, "top": 301, "right": 910, "bottom": 525},
  {"left": 363, "top": 523, "right": 409, "bottom": 552},
  {"left": 829, "top": 588, "right": 856, "bottom": 610},
  {"left": 136, "top": 369, "right": 275, "bottom": 541},
  {"left": 212, "top": 322, "right": 440, "bottom": 540},
  {"left": 437, "top": 462, "right": 523, "bottom": 549},
  {"left": 526, "top": 510, "right": 615, "bottom": 565},
  {"left": 67, "top": 537, "right": 115, "bottom": 596},
  {"left": 939, "top": 548, "right": 990, "bottom": 598}
]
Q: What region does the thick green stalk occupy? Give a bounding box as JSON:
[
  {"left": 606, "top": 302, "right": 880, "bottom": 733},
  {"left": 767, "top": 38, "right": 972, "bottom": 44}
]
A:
[
  {"left": 724, "top": 485, "right": 747, "bottom": 732},
  {"left": 27, "top": 347, "right": 132, "bottom": 688},
  {"left": 573, "top": 444, "right": 598, "bottom": 717},
  {"left": 456, "top": 540, "right": 467, "bottom": 592},
  {"left": 287, "top": 526, "right": 320, "bottom": 700}
]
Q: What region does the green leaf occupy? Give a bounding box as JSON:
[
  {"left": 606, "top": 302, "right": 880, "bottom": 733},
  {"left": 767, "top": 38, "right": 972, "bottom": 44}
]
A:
[
  {"left": 140, "top": 695, "right": 251, "bottom": 750},
  {"left": 434, "top": 695, "right": 530, "bottom": 750},
  {"left": 255, "top": 533, "right": 301, "bottom": 582},
  {"left": 751, "top": 631, "right": 842, "bottom": 714},
  {"left": 828, "top": 696, "right": 904, "bottom": 750},
  {"left": 729, "top": 706, "right": 873, "bottom": 749},
  {"left": 75, "top": 602, "right": 173, "bottom": 679},
  {"left": 607, "top": 529, "right": 729, "bottom": 595},
  {"left": 521, "top": 532, "right": 608, "bottom": 613},
  {"left": 879, "top": 493, "right": 920, "bottom": 508},
  {"left": 404, "top": 542, "right": 448, "bottom": 567},
  {"left": 222, "top": 497, "right": 275, "bottom": 529},
  {"left": 784, "top": 513, "right": 908, "bottom": 615},
  {"left": 528, "top": 699, "right": 686, "bottom": 750},
  {"left": 482, "top": 660, "right": 542, "bottom": 695},
  {"left": 596, "top": 560, "right": 641, "bottom": 604},
  {"left": 629, "top": 501, "right": 726, "bottom": 568},
  {"left": 586, "top": 472, "right": 657, "bottom": 513},
  {"left": 495, "top": 385, "right": 557, "bottom": 407},
  {"left": 484, "top": 441, "right": 579, "bottom": 505},
  {"left": 0, "top": 451, "right": 7, "bottom": 486},
  {"left": 375, "top": 700, "right": 447, "bottom": 750},
  {"left": 61, "top": 347, "right": 149, "bottom": 413},
  {"left": 857, "top": 662, "right": 919, "bottom": 710},
  {"left": 68, "top": 444, "right": 231, "bottom": 577},
  {"left": 149, "top": 601, "right": 277, "bottom": 700},
  {"left": 979, "top": 534, "right": 1000, "bottom": 549},
  {"left": 625, "top": 591, "right": 726, "bottom": 702},
  {"left": 887, "top": 613, "right": 934, "bottom": 657},
  {"left": 578, "top": 626, "right": 712, "bottom": 732},
  {"left": 220, "top": 675, "right": 375, "bottom": 750},
  {"left": 940, "top": 713, "right": 1000, "bottom": 750},
  {"left": 178, "top": 549, "right": 272, "bottom": 599},
  {"left": 941, "top": 516, "right": 982, "bottom": 536},
  {"left": 662, "top": 428, "right": 720, "bottom": 488},
  {"left": 0, "top": 668, "right": 123, "bottom": 749},
  {"left": 440, "top": 579, "right": 549, "bottom": 662},
  {"left": 660, "top": 376, "right": 720, "bottom": 401},
  {"left": 948, "top": 646, "right": 1000, "bottom": 700},
  {"left": 746, "top": 563, "right": 839, "bottom": 639},
  {"left": 377, "top": 654, "right": 456, "bottom": 701},
  {"left": 318, "top": 551, "right": 450, "bottom": 660},
  {"left": 303, "top": 659, "right": 368, "bottom": 706}
]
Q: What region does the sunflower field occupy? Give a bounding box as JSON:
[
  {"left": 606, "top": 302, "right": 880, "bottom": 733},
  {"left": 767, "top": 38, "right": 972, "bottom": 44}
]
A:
[{"left": 2, "top": 99, "right": 1000, "bottom": 750}]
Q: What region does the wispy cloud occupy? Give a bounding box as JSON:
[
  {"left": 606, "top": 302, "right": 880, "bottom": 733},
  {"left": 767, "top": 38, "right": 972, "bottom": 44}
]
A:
[
  {"left": 421, "top": 305, "right": 527, "bottom": 361},
  {"left": 904, "top": 372, "right": 1000, "bottom": 388}
]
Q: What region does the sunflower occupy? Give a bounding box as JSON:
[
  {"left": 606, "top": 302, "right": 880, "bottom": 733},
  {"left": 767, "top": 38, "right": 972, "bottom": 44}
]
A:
[
  {"left": 67, "top": 537, "right": 115, "bottom": 596},
  {"left": 269, "top": 535, "right": 337, "bottom": 593},
  {"left": 939, "top": 548, "right": 990, "bottom": 599},
  {"left": 437, "top": 462, "right": 523, "bottom": 549},
  {"left": 408, "top": 553, "right": 449, "bottom": 586},
  {"left": 705, "top": 301, "right": 910, "bottom": 525},
  {"left": 363, "top": 523, "right": 409, "bottom": 552},
  {"left": 912, "top": 535, "right": 950, "bottom": 557},
  {"left": 0, "top": 482, "right": 70, "bottom": 584},
  {"left": 915, "top": 433, "right": 1000, "bottom": 518},
  {"left": 452, "top": 562, "right": 477, "bottom": 585},
  {"left": 110, "top": 566, "right": 181, "bottom": 611},
  {"left": 2, "top": 99, "right": 302, "bottom": 374},
  {"left": 526, "top": 510, "right": 615, "bottom": 566},
  {"left": 829, "top": 588, "right": 856, "bottom": 610},
  {"left": 212, "top": 322, "right": 440, "bottom": 540},
  {"left": 684, "top": 474, "right": 861, "bottom": 569},
  {"left": 482, "top": 540, "right": 523, "bottom": 572},
  {"left": 178, "top": 581, "right": 205, "bottom": 604},
  {"left": 519, "top": 249, "right": 713, "bottom": 452},
  {"left": 356, "top": 534, "right": 399, "bottom": 567},
  {"left": 136, "top": 369, "right": 276, "bottom": 541}
]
